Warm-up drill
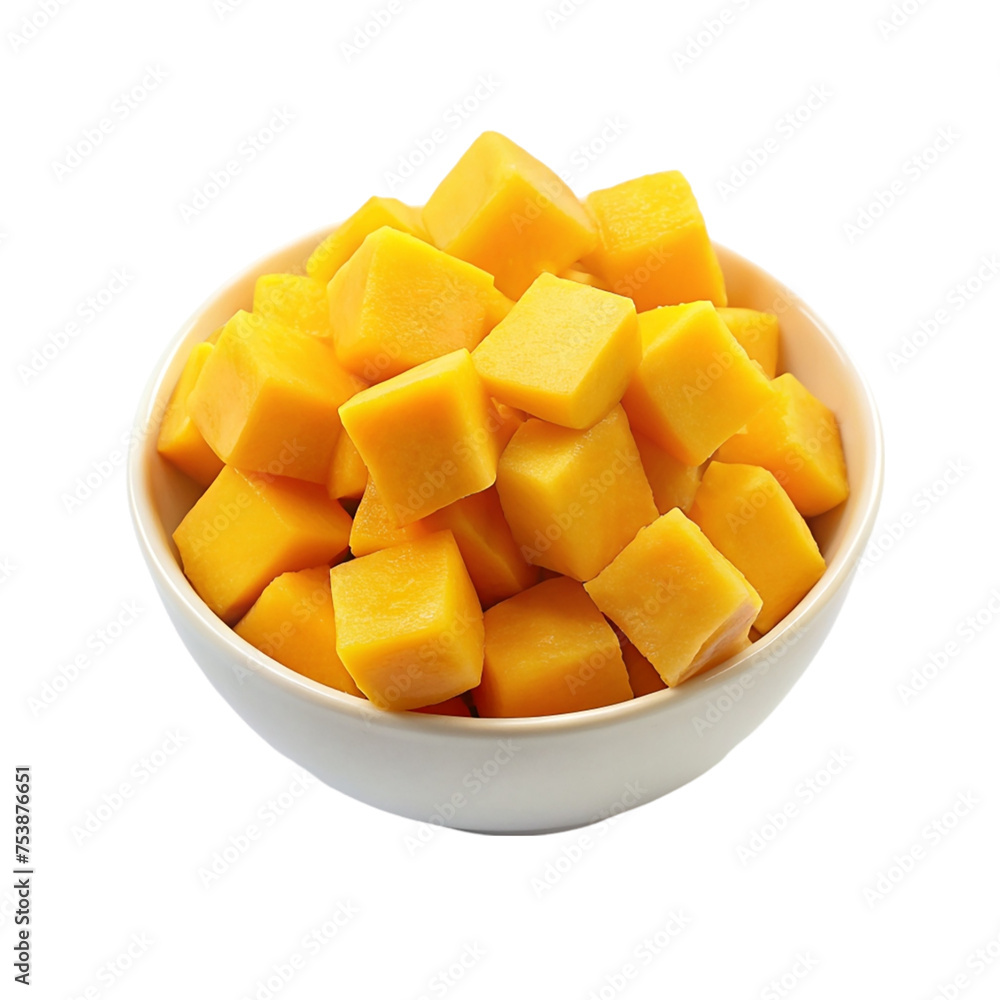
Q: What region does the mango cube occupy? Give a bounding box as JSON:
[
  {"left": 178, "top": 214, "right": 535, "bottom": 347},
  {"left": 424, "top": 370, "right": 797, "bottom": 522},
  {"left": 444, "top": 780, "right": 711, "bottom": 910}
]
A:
[
  {"left": 156, "top": 342, "right": 224, "bottom": 487},
  {"left": 413, "top": 696, "right": 472, "bottom": 717},
  {"left": 582, "top": 171, "right": 727, "bottom": 311},
  {"left": 329, "top": 531, "right": 484, "bottom": 711},
  {"left": 253, "top": 274, "right": 333, "bottom": 339},
  {"left": 473, "top": 577, "right": 632, "bottom": 718},
  {"left": 715, "top": 373, "right": 849, "bottom": 517},
  {"left": 621, "top": 639, "right": 667, "bottom": 697},
  {"left": 496, "top": 405, "right": 658, "bottom": 581},
  {"left": 307, "top": 197, "right": 428, "bottom": 285},
  {"left": 326, "top": 430, "right": 368, "bottom": 501},
  {"left": 234, "top": 567, "right": 362, "bottom": 697},
  {"left": 328, "top": 227, "right": 510, "bottom": 382},
  {"left": 349, "top": 479, "right": 433, "bottom": 557},
  {"left": 472, "top": 272, "right": 640, "bottom": 429},
  {"left": 339, "top": 349, "right": 500, "bottom": 525},
  {"left": 689, "top": 462, "right": 826, "bottom": 633},
  {"left": 188, "top": 311, "right": 365, "bottom": 484},
  {"left": 633, "top": 429, "right": 703, "bottom": 515},
  {"left": 173, "top": 467, "right": 352, "bottom": 624},
  {"left": 584, "top": 509, "right": 762, "bottom": 687},
  {"left": 717, "top": 307, "right": 780, "bottom": 378},
  {"left": 622, "top": 302, "right": 773, "bottom": 466},
  {"left": 558, "top": 264, "right": 610, "bottom": 291},
  {"left": 422, "top": 131, "right": 598, "bottom": 299}
]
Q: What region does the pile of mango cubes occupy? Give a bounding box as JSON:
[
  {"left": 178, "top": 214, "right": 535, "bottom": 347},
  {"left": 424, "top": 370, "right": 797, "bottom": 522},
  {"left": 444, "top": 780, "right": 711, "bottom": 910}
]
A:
[{"left": 159, "top": 131, "right": 849, "bottom": 718}]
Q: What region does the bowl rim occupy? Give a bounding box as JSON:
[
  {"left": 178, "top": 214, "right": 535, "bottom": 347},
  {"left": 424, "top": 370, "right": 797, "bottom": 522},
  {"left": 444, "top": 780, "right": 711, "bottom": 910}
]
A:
[{"left": 127, "top": 229, "right": 884, "bottom": 738}]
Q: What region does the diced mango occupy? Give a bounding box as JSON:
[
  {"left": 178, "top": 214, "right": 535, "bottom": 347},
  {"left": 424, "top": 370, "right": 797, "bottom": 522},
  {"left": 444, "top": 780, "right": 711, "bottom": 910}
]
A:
[
  {"left": 234, "top": 567, "right": 362, "bottom": 697},
  {"left": 633, "top": 429, "right": 703, "bottom": 515},
  {"left": 328, "top": 226, "right": 510, "bottom": 383},
  {"left": 349, "top": 479, "right": 432, "bottom": 557},
  {"left": 307, "top": 197, "right": 428, "bottom": 285},
  {"left": 584, "top": 509, "right": 762, "bottom": 687},
  {"left": 496, "top": 405, "right": 658, "bottom": 581},
  {"left": 422, "top": 131, "right": 598, "bottom": 299},
  {"left": 253, "top": 274, "right": 333, "bottom": 339},
  {"left": 558, "top": 264, "right": 610, "bottom": 291},
  {"left": 329, "top": 531, "right": 484, "bottom": 710},
  {"left": 717, "top": 307, "right": 780, "bottom": 378},
  {"left": 622, "top": 302, "right": 773, "bottom": 466},
  {"left": 488, "top": 399, "right": 525, "bottom": 452},
  {"left": 473, "top": 577, "right": 633, "bottom": 717},
  {"left": 413, "top": 696, "right": 472, "bottom": 717},
  {"left": 173, "top": 467, "right": 352, "bottom": 624},
  {"left": 472, "top": 272, "right": 640, "bottom": 430},
  {"left": 689, "top": 462, "right": 826, "bottom": 633},
  {"left": 339, "top": 349, "right": 499, "bottom": 525},
  {"left": 715, "top": 373, "right": 849, "bottom": 517},
  {"left": 621, "top": 639, "right": 667, "bottom": 696},
  {"left": 326, "top": 430, "right": 368, "bottom": 501},
  {"left": 156, "top": 342, "right": 225, "bottom": 487},
  {"left": 582, "top": 171, "right": 727, "bottom": 310},
  {"left": 188, "top": 311, "right": 365, "bottom": 484}
]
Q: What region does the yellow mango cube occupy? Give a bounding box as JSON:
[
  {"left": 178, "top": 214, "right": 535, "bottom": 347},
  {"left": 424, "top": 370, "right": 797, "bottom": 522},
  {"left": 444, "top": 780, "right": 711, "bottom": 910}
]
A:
[
  {"left": 339, "top": 349, "right": 500, "bottom": 525},
  {"left": 422, "top": 131, "right": 598, "bottom": 299},
  {"left": 622, "top": 302, "right": 773, "bottom": 466},
  {"left": 633, "top": 429, "right": 703, "bottom": 515},
  {"left": 496, "top": 405, "right": 658, "bottom": 581},
  {"left": 717, "top": 307, "right": 780, "bottom": 378},
  {"left": 621, "top": 639, "right": 667, "bottom": 697},
  {"left": 253, "top": 273, "right": 334, "bottom": 339},
  {"left": 582, "top": 171, "right": 727, "bottom": 311},
  {"left": 234, "top": 567, "right": 362, "bottom": 697},
  {"left": 715, "top": 373, "right": 849, "bottom": 517},
  {"left": 307, "top": 197, "right": 428, "bottom": 285},
  {"left": 473, "top": 577, "right": 633, "bottom": 718},
  {"left": 689, "top": 462, "right": 826, "bottom": 633},
  {"left": 349, "top": 479, "right": 433, "bottom": 557},
  {"left": 472, "top": 272, "right": 640, "bottom": 429},
  {"left": 325, "top": 430, "right": 368, "bottom": 501},
  {"left": 558, "top": 264, "right": 610, "bottom": 291},
  {"left": 189, "top": 311, "right": 365, "bottom": 484},
  {"left": 329, "top": 531, "right": 484, "bottom": 711},
  {"left": 156, "top": 342, "right": 225, "bottom": 487},
  {"left": 173, "top": 467, "right": 352, "bottom": 624},
  {"left": 584, "top": 509, "right": 762, "bottom": 687},
  {"left": 328, "top": 227, "right": 511, "bottom": 382}
]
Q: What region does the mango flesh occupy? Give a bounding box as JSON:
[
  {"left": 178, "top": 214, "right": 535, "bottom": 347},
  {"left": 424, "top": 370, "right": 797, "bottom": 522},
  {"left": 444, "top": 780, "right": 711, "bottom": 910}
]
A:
[
  {"left": 717, "top": 307, "right": 780, "bottom": 378},
  {"left": 338, "top": 349, "right": 500, "bottom": 526},
  {"left": 584, "top": 508, "right": 762, "bottom": 687},
  {"left": 689, "top": 462, "right": 826, "bottom": 633},
  {"left": 329, "top": 531, "right": 484, "bottom": 711},
  {"left": 188, "top": 310, "right": 365, "bottom": 484},
  {"left": 632, "top": 429, "right": 702, "bottom": 515},
  {"left": 472, "top": 272, "right": 640, "bottom": 430},
  {"left": 582, "top": 171, "right": 727, "bottom": 311},
  {"left": 474, "top": 577, "right": 633, "bottom": 718},
  {"left": 496, "top": 405, "right": 658, "bottom": 582},
  {"left": 307, "top": 197, "right": 428, "bottom": 285},
  {"left": 715, "top": 373, "right": 849, "bottom": 517},
  {"left": 234, "top": 566, "right": 362, "bottom": 697},
  {"left": 422, "top": 131, "right": 598, "bottom": 299},
  {"left": 349, "top": 479, "right": 434, "bottom": 558},
  {"left": 173, "top": 467, "right": 352, "bottom": 624},
  {"left": 156, "top": 342, "right": 224, "bottom": 487},
  {"left": 253, "top": 273, "right": 333, "bottom": 340},
  {"left": 328, "top": 227, "right": 511, "bottom": 382},
  {"left": 622, "top": 301, "right": 774, "bottom": 466},
  {"left": 326, "top": 430, "right": 368, "bottom": 502},
  {"left": 558, "top": 264, "right": 610, "bottom": 291},
  {"left": 413, "top": 696, "right": 472, "bottom": 717},
  {"left": 621, "top": 639, "right": 667, "bottom": 696}
]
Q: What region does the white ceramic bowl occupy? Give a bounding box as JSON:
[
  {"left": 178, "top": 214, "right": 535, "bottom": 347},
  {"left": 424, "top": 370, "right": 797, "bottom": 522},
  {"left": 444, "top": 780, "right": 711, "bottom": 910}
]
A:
[{"left": 128, "top": 229, "right": 883, "bottom": 835}]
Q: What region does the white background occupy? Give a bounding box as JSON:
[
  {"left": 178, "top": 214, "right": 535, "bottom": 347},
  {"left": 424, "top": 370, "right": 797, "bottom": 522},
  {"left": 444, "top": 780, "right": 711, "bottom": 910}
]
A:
[{"left": 4, "top": 0, "right": 1000, "bottom": 996}]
